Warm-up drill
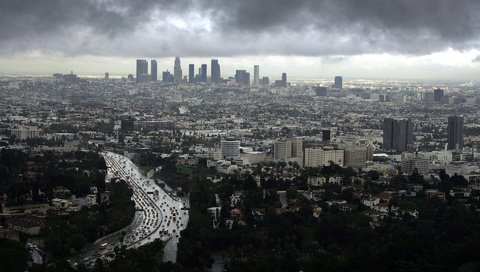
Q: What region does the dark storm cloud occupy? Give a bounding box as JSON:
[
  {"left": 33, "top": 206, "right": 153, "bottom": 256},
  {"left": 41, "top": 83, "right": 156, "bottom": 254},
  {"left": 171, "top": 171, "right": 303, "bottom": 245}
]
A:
[
  {"left": 0, "top": 0, "right": 179, "bottom": 41},
  {"left": 0, "top": 0, "right": 479, "bottom": 57},
  {"left": 207, "top": 0, "right": 480, "bottom": 54}
]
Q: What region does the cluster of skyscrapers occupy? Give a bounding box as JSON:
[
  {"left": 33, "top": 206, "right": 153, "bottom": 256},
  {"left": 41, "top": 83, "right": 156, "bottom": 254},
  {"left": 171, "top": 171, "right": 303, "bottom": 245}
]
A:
[
  {"left": 383, "top": 116, "right": 464, "bottom": 152},
  {"left": 136, "top": 59, "right": 151, "bottom": 83},
  {"left": 134, "top": 57, "right": 288, "bottom": 86}
]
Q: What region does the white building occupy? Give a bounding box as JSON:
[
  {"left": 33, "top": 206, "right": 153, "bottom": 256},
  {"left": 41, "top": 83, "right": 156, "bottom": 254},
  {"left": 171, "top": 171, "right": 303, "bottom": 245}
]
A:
[
  {"left": 307, "top": 176, "right": 342, "bottom": 187},
  {"left": 221, "top": 137, "right": 241, "bottom": 159},
  {"left": 241, "top": 151, "right": 266, "bottom": 165},
  {"left": 11, "top": 126, "right": 44, "bottom": 140}
]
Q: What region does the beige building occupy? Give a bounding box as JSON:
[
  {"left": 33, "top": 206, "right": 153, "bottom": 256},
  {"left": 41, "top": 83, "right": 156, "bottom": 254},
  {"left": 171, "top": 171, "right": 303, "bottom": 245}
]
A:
[
  {"left": 305, "top": 147, "right": 344, "bottom": 167},
  {"left": 273, "top": 138, "right": 303, "bottom": 166},
  {"left": 344, "top": 145, "right": 373, "bottom": 168},
  {"left": 274, "top": 140, "right": 292, "bottom": 159},
  {"left": 11, "top": 126, "right": 44, "bottom": 140}
]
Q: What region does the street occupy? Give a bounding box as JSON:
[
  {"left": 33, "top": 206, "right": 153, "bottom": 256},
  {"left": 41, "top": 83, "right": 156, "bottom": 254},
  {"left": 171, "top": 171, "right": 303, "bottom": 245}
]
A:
[{"left": 74, "top": 151, "right": 189, "bottom": 267}]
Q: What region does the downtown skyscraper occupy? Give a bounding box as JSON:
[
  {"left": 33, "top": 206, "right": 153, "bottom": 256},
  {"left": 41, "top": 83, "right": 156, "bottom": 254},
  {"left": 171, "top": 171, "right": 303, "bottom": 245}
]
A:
[
  {"left": 253, "top": 65, "right": 259, "bottom": 86},
  {"left": 151, "top": 60, "right": 157, "bottom": 81},
  {"left": 136, "top": 59, "right": 148, "bottom": 83},
  {"left": 174, "top": 57, "right": 182, "bottom": 83},
  {"left": 200, "top": 64, "right": 207, "bottom": 83},
  {"left": 189, "top": 64, "right": 195, "bottom": 83},
  {"left": 235, "top": 70, "right": 250, "bottom": 85},
  {"left": 211, "top": 59, "right": 221, "bottom": 84},
  {"left": 274, "top": 73, "right": 287, "bottom": 87}
]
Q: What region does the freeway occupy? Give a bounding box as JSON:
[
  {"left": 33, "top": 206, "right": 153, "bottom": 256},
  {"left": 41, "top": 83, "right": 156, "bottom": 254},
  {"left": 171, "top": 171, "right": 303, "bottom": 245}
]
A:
[{"left": 74, "top": 151, "right": 189, "bottom": 267}]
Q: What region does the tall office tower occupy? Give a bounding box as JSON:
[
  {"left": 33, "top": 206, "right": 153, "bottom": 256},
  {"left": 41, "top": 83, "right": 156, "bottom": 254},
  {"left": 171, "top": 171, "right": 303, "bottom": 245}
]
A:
[
  {"left": 173, "top": 57, "right": 182, "bottom": 83},
  {"left": 253, "top": 65, "right": 259, "bottom": 86},
  {"left": 200, "top": 64, "right": 207, "bottom": 82},
  {"left": 220, "top": 137, "right": 241, "bottom": 159},
  {"left": 235, "top": 70, "right": 250, "bottom": 85},
  {"left": 282, "top": 73, "right": 287, "bottom": 87},
  {"left": 151, "top": 60, "right": 157, "bottom": 81},
  {"left": 136, "top": 59, "right": 148, "bottom": 83},
  {"left": 434, "top": 88, "right": 444, "bottom": 102},
  {"left": 334, "top": 76, "right": 343, "bottom": 89},
  {"left": 104, "top": 72, "right": 109, "bottom": 80},
  {"left": 211, "top": 59, "right": 221, "bottom": 83},
  {"left": 189, "top": 64, "right": 195, "bottom": 83},
  {"left": 447, "top": 116, "right": 464, "bottom": 150},
  {"left": 383, "top": 118, "right": 414, "bottom": 152}
]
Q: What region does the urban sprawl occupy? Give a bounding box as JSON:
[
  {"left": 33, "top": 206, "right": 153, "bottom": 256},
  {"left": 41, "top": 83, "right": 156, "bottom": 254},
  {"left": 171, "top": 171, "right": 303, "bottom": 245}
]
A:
[{"left": 1, "top": 57, "right": 480, "bottom": 271}]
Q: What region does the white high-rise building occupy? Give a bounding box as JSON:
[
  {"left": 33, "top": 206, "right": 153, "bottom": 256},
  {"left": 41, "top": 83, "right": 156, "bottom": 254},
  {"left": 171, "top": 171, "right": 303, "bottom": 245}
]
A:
[
  {"left": 253, "top": 65, "right": 259, "bottom": 86},
  {"left": 221, "top": 137, "right": 241, "bottom": 159}
]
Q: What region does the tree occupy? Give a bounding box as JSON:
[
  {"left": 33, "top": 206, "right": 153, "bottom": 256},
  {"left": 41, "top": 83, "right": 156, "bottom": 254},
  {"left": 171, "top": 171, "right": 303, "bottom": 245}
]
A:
[
  {"left": 408, "top": 169, "right": 425, "bottom": 184},
  {"left": 367, "top": 170, "right": 380, "bottom": 181},
  {"left": 391, "top": 174, "right": 407, "bottom": 189},
  {"left": 0, "top": 239, "right": 28, "bottom": 272},
  {"left": 286, "top": 188, "right": 298, "bottom": 199},
  {"left": 68, "top": 233, "right": 87, "bottom": 252},
  {"left": 439, "top": 169, "right": 450, "bottom": 183},
  {"left": 243, "top": 175, "right": 257, "bottom": 191},
  {"left": 450, "top": 173, "right": 468, "bottom": 187}
]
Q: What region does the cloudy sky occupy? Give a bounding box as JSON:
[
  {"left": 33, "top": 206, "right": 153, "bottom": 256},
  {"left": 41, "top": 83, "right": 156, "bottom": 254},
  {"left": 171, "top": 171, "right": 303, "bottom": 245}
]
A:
[{"left": 1, "top": 0, "right": 480, "bottom": 80}]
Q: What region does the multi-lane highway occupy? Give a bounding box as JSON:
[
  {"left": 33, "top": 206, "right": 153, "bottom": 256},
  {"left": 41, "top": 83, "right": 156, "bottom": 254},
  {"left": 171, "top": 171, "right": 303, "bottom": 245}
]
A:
[{"left": 75, "top": 151, "right": 189, "bottom": 266}]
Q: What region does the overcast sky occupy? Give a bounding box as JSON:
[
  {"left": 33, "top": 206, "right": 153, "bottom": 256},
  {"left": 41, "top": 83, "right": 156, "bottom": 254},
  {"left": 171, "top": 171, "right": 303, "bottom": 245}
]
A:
[{"left": 1, "top": 0, "right": 480, "bottom": 80}]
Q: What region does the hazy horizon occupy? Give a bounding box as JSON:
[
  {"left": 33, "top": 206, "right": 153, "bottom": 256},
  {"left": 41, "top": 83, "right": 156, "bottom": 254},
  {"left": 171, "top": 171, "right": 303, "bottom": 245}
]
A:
[{"left": 1, "top": 0, "right": 480, "bottom": 80}]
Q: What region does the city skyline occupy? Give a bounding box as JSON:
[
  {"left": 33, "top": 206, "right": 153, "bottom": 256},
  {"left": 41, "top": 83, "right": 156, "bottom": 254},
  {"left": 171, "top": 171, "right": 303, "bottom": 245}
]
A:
[
  {"left": 1, "top": 53, "right": 480, "bottom": 82},
  {"left": 1, "top": 1, "right": 480, "bottom": 80}
]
